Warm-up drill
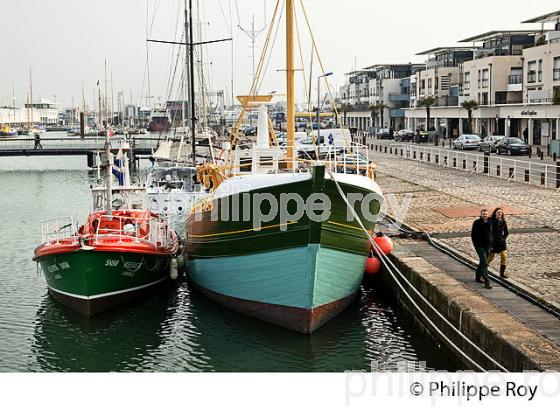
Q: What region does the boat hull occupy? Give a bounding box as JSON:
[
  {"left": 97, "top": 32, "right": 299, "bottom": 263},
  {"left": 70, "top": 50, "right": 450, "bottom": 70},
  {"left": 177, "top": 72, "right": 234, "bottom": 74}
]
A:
[
  {"left": 186, "top": 168, "right": 383, "bottom": 333},
  {"left": 35, "top": 250, "right": 171, "bottom": 316}
]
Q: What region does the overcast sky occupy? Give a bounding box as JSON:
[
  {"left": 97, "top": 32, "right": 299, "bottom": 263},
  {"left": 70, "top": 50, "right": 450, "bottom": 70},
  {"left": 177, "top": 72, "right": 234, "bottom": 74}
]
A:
[{"left": 1, "top": 0, "right": 558, "bottom": 109}]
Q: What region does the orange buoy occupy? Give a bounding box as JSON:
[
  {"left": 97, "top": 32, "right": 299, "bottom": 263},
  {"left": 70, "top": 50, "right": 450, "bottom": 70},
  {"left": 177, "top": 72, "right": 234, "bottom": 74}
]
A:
[
  {"left": 365, "top": 256, "right": 381, "bottom": 276},
  {"left": 372, "top": 234, "right": 393, "bottom": 255}
]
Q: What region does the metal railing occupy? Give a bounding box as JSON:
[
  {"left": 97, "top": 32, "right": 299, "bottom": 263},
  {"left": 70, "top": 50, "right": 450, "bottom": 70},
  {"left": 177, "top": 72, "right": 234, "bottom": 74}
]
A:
[
  {"left": 41, "top": 217, "right": 79, "bottom": 245},
  {"left": 229, "top": 142, "right": 376, "bottom": 179},
  {"left": 93, "top": 214, "right": 175, "bottom": 248},
  {"left": 508, "top": 74, "right": 522, "bottom": 84},
  {"left": 0, "top": 137, "right": 160, "bottom": 153},
  {"left": 374, "top": 143, "right": 560, "bottom": 191}
]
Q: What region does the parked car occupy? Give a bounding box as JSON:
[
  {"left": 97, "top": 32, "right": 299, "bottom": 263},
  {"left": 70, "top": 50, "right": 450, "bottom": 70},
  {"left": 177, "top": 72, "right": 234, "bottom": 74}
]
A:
[
  {"left": 452, "top": 134, "right": 481, "bottom": 150},
  {"left": 376, "top": 128, "right": 391, "bottom": 139},
  {"left": 496, "top": 137, "right": 530, "bottom": 156},
  {"left": 241, "top": 125, "right": 256, "bottom": 136},
  {"left": 478, "top": 135, "right": 505, "bottom": 153},
  {"left": 395, "top": 129, "right": 414, "bottom": 142}
]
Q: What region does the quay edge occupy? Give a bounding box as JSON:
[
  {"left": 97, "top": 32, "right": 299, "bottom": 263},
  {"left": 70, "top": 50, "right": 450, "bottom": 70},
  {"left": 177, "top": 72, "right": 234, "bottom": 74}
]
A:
[{"left": 382, "top": 245, "right": 560, "bottom": 371}]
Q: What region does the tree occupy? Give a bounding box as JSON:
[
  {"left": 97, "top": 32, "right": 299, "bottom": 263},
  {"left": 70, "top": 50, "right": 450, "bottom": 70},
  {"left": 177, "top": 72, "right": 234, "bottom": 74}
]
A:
[
  {"left": 369, "top": 102, "right": 387, "bottom": 128},
  {"left": 417, "top": 96, "right": 436, "bottom": 131},
  {"left": 461, "top": 100, "right": 479, "bottom": 133},
  {"left": 338, "top": 103, "right": 352, "bottom": 127}
]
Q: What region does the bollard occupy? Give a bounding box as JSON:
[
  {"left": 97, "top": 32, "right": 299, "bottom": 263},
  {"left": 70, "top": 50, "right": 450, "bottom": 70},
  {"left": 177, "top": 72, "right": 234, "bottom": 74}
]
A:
[
  {"left": 375, "top": 145, "right": 378, "bottom": 152},
  {"left": 453, "top": 158, "right": 457, "bottom": 167},
  {"left": 554, "top": 153, "right": 557, "bottom": 162},
  {"left": 435, "top": 154, "right": 439, "bottom": 164},
  {"left": 540, "top": 151, "right": 544, "bottom": 160},
  {"left": 384, "top": 146, "right": 387, "bottom": 153},
  {"left": 525, "top": 169, "right": 530, "bottom": 182},
  {"left": 541, "top": 172, "right": 545, "bottom": 185},
  {"left": 557, "top": 161, "right": 560, "bottom": 188},
  {"left": 413, "top": 151, "right": 416, "bottom": 159},
  {"left": 462, "top": 159, "right": 466, "bottom": 169},
  {"left": 400, "top": 149, "right": 403, "bottom": 156},
  {"left": 509, "top": 167, "right": 514, "bottom": 179},
  {"left": 528, "top": 148, "right": 532, "bottom": 159},
  {"left": 483, "top": 152, "right": 489, "bottom": 174},
  {"left": 420, "top": 152, "right": 424, "bottom": 160},
  {"left": 427, "top": 153, "right": 431, "bottom": 162},
  {"left": 497, "top": 164, "right": 501, "bottom": 176}
]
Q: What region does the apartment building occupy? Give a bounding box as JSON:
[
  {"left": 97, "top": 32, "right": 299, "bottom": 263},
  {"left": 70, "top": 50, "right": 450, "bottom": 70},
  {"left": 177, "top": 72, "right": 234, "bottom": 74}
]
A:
[
  {"left": 404, "top": 11, "right": 560, "bottom": 146},
  {"left": 340, "top": 64, "right": 422, "bottom": 134}
]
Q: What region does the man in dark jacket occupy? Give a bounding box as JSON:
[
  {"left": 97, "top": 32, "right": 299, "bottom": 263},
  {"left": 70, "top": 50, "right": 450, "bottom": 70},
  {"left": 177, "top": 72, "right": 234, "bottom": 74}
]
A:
[{"left": 471, "top": 209, "right": 492, "bottom": 289}]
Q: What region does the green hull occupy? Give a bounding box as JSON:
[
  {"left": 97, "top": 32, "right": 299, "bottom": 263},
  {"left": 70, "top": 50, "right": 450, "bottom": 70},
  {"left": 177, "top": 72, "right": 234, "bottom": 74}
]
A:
[
  {"left": 36, "top": 250, "right": 171, "bottom": 316},
  {"left": 186, "top": 167, "right": 383, "bottom": 333}
]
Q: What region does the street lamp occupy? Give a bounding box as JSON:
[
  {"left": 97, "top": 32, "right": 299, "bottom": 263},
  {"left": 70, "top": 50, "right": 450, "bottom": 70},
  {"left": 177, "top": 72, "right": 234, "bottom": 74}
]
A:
[{"left": 317, "top": 72, "right": 333, "bottom": 145}]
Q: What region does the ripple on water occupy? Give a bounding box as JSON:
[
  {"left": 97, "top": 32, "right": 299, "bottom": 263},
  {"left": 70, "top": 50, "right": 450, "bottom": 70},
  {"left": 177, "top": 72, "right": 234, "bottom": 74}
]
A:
[{"left": 0, "top": 161, "right": 459, "bottom": 372}]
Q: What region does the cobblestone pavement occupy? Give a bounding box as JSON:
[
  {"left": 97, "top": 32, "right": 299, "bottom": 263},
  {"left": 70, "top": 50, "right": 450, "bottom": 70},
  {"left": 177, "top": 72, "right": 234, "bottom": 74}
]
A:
[{"left": 373, "top": 152, "right": 560, "bottom": 307}]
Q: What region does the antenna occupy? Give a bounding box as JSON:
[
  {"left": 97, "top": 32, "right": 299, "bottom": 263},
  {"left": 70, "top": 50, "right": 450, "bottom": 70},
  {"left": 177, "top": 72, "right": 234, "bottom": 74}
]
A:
[{"left": 237, "top": 1, "right": 267, "bottom": 90}]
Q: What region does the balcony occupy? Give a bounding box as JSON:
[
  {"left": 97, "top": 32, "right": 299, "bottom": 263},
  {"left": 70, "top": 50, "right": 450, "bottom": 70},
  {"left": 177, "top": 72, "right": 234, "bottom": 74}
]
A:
[
  {"left": 389, "top": 93, "right": 410, "bottom": 102},
  {"left": 554, "top": 68, "right": 560, "bottom": 81},
  {"left": 389, "top": 108, "right": 405, "bottom": 118}
]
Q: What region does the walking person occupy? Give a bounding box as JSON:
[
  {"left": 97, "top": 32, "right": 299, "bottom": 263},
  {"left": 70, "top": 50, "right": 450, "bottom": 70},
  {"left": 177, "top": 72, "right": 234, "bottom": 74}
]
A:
[
  {"left": 33, "top": 132, "right": 43, "bottom": 150},
  {"left": 471, "top": 209, "right": 493, "bottom": 289},
  {"left": 488, "top": 208, "right": 509, "bottom": 278}
]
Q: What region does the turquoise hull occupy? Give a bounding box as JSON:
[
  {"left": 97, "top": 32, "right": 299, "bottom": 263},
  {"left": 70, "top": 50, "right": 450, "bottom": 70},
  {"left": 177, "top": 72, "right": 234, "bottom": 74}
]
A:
[{"left": 187, "top": 245, "right": 367, "bottom": 333}]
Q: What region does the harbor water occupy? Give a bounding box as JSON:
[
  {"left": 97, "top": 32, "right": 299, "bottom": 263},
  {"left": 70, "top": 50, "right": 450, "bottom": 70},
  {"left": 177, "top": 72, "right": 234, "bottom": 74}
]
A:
[{"left": 0, "top": 153, "right": 459, "bottom": 372}]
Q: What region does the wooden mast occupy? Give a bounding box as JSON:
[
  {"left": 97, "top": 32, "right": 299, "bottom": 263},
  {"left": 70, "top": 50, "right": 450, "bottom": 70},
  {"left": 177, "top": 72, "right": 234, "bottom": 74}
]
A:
[{"left": 286, "top": 0, "right": 295, "bottom": 168}]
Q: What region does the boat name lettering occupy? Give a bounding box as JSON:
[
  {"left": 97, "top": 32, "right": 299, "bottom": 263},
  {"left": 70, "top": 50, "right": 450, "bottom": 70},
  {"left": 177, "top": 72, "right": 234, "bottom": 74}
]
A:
[
  {"left": 47, "top": 264, "right": 59, "bottom": 273},
  {"left": 54, "top": 274, "right": 62, "bottom": 280},
  {"left": 123, "top": 261, "right": 141, "bottom": 270},
  {"left": 58, "top": 262, "right": 70, "bottom": 270},
  {"left": 105, "top": 259, "right": 120, "bottom": 267},
  {"left": 121, "top": 271, "right": 135, "bottom": 277}
]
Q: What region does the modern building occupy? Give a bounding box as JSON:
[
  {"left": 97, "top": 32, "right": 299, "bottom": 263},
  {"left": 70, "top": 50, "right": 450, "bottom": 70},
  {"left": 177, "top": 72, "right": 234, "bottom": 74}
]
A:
[
  {"left": 404, "top": 11, "right": 560, "bottom": 146},
  {"left": 340, "top": 64, "right": 423, "bottom": 135},
  {"left": 0, "top": 100, "right": 59, "bottom": 126}
]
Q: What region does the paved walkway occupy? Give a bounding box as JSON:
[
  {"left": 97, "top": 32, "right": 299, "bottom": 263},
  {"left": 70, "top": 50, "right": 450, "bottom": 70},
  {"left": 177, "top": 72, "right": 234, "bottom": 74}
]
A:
[{"left": 372, "top": 150, "right": 560, "bottom": 308}]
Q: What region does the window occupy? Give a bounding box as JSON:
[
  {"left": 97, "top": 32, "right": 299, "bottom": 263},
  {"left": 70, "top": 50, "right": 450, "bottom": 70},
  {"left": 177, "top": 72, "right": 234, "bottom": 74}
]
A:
[
  {"left": 538, "top": 59, "right": 543, "bottom": 82},
  {"left": 554, "top": 57, "right": 560, "bottom": 81},
  {"left": 463, "top": 72, "right": 470, "bottom": 90},
  {"left": 481, "top": 69, "right": 489, "bottom": 88},
  {"left": 528, "top": 61, "right": 537, "bottom": 83},
  {"left": 428, "top": 78, "right": 432, "bottom": 89}
]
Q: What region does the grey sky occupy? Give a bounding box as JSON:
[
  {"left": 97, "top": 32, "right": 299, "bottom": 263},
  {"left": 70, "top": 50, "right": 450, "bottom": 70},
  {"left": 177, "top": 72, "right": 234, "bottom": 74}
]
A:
[{"left": 1, "top": 0, "right": 558, "bottom": 108}]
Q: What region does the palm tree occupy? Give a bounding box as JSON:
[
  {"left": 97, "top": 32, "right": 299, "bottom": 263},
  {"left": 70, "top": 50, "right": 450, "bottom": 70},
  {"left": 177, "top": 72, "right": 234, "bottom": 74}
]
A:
[
  {"left": 369, "top": 102, "right": 387, "bottom": 128},
  {"left": 338, "top": 103, "right": 352, "bottom": 127},
  {"left": 461, "top": 100, "right": 479, "bottom": 134},
  {"left": 417, "top": 96, "right": 435, "bottom": 130}
]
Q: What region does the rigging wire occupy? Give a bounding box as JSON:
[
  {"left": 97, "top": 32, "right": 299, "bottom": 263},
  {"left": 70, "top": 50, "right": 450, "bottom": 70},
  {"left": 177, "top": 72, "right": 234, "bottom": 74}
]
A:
[{"left": 256, "top": 0, "right": 284, "bottom": 94}]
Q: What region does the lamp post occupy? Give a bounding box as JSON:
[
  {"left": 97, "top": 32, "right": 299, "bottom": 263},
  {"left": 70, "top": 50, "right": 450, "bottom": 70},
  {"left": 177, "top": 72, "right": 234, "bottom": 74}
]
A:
[{"left": 317, "top": 72, "right": 333, "bottom": 145}]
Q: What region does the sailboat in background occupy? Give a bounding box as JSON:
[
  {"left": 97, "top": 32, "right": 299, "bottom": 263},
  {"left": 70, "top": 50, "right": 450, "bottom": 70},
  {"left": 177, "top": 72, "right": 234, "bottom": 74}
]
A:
[{"left": 185, "top": 0, "right": 384, "bottom": 334}]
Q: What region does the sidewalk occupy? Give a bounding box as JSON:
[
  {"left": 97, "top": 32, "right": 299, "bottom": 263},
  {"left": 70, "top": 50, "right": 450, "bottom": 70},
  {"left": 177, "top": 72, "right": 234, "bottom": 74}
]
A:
[{"left": 373, "top": 152, "right": 560, "bottom": 307}]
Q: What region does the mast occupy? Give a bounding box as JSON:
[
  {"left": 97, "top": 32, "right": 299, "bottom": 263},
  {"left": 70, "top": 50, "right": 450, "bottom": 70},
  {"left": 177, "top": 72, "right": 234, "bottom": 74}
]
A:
[
  {"left": 286, "top": 0, "right": 295, "bottom": 168},
  {"left": 29, "top": 68, "right": 33, "bottom": 128},
  {"left": 188, "top": 0, "right": 196, "bottom": 165}
]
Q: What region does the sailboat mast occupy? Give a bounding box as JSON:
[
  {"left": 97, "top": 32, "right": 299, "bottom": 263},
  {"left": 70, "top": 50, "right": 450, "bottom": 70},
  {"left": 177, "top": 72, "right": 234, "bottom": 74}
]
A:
[
  {"left": 29, "top": 68, "right": 33, "bottom": 128},
  {"left": 188, "top": 0, "right": 197, "bottom": 164},
  {"left": 286, "top": 0, "right": 295, "bottom": 167}
]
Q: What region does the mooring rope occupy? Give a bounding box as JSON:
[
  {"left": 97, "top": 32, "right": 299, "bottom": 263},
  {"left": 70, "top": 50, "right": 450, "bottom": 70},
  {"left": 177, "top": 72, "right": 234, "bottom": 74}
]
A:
[{"left": 327, "top": 170, "right": 509, "bottom": 372}]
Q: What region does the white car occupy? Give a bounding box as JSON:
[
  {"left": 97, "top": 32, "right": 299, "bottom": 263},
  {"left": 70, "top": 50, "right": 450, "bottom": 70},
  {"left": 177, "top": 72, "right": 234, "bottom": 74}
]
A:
[{"left": 453, "top": 134, "right": 481, "bottom": 150}]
